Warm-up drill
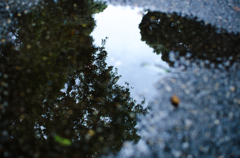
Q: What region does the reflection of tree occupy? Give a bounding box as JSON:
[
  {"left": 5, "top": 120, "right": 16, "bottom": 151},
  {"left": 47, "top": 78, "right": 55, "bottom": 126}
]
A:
[
  {"left": 0, "top": 1, "right": 148, "bottom": 157},
  {"left": 139, "top": 12, "right": 240, "bottom": 66},
  {"left": 40, "top": 41, "right": 147, "bottom": 157}
]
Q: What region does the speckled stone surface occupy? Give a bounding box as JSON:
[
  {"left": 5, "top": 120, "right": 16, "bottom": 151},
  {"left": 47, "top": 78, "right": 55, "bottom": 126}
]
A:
[
  {"left": 0, "top": 0, "right": 39, "bottom": 42},
  {"left": 105, "top": 0, "right": 240, "bottom": 34},
  {"left": 105, "top": 54, "right": 240, "bottom": 158}
]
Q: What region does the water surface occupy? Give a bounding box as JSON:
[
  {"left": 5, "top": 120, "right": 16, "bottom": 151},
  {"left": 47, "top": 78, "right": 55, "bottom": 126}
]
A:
[{"left": 0, "top": 0, "right": 240, "bottom": 157}]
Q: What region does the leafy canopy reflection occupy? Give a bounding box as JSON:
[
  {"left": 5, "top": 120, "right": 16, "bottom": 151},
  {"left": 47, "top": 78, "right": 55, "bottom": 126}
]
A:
[
  {"left": 0, "top": 0, "right": 148, "bottom": 157},
  {"left": 139, "top": 11, "right": 240, "bottom": 66}
]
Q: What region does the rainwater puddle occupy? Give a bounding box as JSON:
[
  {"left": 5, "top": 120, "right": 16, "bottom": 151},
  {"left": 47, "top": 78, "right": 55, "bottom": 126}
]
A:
[
  {"left": 0, "top": 0, "right": 240, "bottom": 158},
  {"left": 91, "top": 5, "right": 170, "bottom": 105}
]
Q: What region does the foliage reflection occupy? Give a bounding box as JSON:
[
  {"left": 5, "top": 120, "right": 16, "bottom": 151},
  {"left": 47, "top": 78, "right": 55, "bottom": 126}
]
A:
[
  {"left": 0, "top": 1, "right": 148, "bottom": 157},
  {"left": 139, "top": 11, "right": 240, "bottom": 67}
]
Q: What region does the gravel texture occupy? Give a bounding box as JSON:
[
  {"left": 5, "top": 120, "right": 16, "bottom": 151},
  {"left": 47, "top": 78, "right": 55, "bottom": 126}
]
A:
[
  {"left": 105, "top": 0, "right": 240, "bottom": 34},
  {"left": 105, "top": 53, "right": 240, "bottom": 158}
]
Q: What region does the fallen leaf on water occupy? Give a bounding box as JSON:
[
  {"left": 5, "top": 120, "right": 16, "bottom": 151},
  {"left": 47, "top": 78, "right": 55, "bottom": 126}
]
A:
[{"left": 54, "top": 134, "right": 72, "bottom": 146}]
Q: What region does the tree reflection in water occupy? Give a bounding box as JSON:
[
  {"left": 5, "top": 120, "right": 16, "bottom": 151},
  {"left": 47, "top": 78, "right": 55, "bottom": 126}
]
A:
[
  {"left": 139, "top": 11, "right": 240, "bottom": 67},
  {"left": 0, "top": 0, "right": 148, "bottom": 157}
]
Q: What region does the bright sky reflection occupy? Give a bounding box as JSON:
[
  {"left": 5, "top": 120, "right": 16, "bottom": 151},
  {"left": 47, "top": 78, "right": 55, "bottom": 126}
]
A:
[{"left": 92, "top": 5, "right": 170, "bottom": 105}]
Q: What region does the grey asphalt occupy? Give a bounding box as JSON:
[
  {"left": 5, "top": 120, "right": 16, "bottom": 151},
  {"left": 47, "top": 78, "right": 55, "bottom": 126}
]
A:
[{"left": 107, "top": 0, "right": 240, "bottom": 34}]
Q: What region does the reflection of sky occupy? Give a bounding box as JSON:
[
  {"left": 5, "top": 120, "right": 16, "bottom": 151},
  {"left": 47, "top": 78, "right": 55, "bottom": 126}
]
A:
[{"left": 91, "top": 5, "right": 170, "bottom": 105}]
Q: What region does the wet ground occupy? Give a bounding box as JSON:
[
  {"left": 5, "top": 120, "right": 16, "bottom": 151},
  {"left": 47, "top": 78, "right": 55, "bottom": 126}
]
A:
[
  {"left": 109, "top": 0, "right": 240, "bottom": 33},
  {"left": 0, "top": 0, "right": 240, "bottom": 158}
]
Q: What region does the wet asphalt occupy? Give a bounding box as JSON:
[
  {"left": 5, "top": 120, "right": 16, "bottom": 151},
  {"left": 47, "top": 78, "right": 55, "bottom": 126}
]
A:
[
  {"left": 103, "top": 0, "right": 240, "bottom": 157},
  {"left": 107, "top": 0, "right": 240, "bottom": 34}
]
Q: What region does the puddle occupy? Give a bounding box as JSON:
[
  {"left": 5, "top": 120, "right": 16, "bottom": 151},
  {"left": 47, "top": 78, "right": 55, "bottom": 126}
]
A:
[
  {"left": 0, "top": 0, "right": 240, "bottom": 158},
  {"left": 91, "top": 5, "right": 170, "bottom": 105}
]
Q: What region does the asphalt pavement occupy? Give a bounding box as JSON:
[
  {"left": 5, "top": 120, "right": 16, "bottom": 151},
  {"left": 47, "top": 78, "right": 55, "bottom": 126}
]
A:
[{"left": 107, "top": 0, "right": 240, "bottom": 34}]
